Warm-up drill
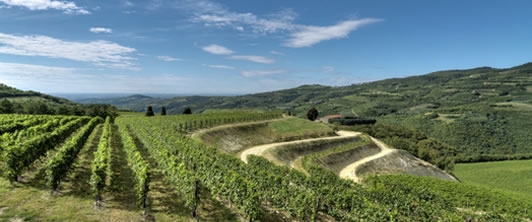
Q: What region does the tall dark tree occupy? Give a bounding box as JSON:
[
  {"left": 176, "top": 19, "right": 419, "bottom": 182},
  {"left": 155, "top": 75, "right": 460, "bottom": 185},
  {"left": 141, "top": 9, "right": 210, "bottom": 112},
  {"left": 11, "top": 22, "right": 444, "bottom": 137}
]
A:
[
  {"left": 183, "top": 107, "right": 192, "bottom": 115},
  {"left": 307, "top": 107, "right": 319, "bottom": 121},
  {"left": 145, "top": 106, "right": 155, "bottom": 117},
  {"left": 161, "top": 106, "right": 167, "bottom": 116}
]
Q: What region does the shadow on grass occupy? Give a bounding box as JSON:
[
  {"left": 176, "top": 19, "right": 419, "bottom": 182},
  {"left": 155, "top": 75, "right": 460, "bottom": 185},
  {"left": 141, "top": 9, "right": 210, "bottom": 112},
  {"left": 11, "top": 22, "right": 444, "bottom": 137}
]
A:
[
  {"left": 62, "top": 124, "right": 103, "bottom": 197},
  {"left": 128, "top": 129, "right": 192, "bottom": 217},
  {"left": 106, "top": 124, "right": 137, "bottom": 211}
]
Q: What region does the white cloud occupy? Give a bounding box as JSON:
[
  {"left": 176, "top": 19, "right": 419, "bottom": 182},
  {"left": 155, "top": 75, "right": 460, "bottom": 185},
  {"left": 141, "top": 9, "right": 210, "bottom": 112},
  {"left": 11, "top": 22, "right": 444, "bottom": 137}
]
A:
[
  {"left": 230, "top": 55, "right": 274, "bottom": 64},
  {"left": 205, "top": 64, "right": 235, "bottom": 70},
  {"left": 90, "top": 27, "right": 112, "bottom": 34},
  {"left": 0, "top": 62, "right": 76, "bottom": 77},
  {"left": 321, "top": 66, "right": 348, "bottom": 75},
  {"left": 0, "top": 62, "right": 192, "bottom": 93},
  {"left": 284, "top": 18, "right": 381, "bottom": 48},
  {"left": 175, "top": 0, "right": 380, "bottom": 47},
  {"left": 192, "top": 6, "right": 296, "bottom": 33},
  {"left": 202, "top": 44, "right": 234, "bottom": 55},
  {"left": 123, "top": 0, "right": 133, "bottom": 7},
  {"left": 157, "top": 55, "right": 181, "bottom": 61},
  {"left": 322, "top": 66, "right": 336, "bottom": 73},
  {"left": 0, "top": 33, "right": 137, "bottom": 69},
  {"left": 241, "top": 69, "right": 284, "bottom": 77},
  {"left": 0, "top": 0, "right": 90, "bottom": 14},
  {"left": 270, "top": 50, "right": 284, "bottom": 55}
]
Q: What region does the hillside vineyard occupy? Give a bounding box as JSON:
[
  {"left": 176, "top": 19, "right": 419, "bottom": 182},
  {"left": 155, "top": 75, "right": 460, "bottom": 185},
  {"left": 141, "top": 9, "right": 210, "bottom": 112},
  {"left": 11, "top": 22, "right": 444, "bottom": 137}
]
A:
[{"left": 0, "top": 112, "right": 531, "bottom": 221}]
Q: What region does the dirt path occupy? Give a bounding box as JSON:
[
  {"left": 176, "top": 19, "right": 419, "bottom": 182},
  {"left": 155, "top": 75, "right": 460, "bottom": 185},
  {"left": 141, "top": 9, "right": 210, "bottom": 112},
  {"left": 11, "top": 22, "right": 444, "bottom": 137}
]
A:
[
  {"left": 240, "top": 130, "right": 360, "bottom": 163},
  {"left": 339, "top": 137, "right": 396, "bottom": 183},
  {"left": 189, "top": 118, "right": 285, "bottom": 139}
]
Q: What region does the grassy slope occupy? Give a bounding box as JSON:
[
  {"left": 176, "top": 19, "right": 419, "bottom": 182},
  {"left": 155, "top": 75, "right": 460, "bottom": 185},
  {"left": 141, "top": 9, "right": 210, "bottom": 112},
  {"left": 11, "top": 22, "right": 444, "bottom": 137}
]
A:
[
  {"left": 454, "top": 159, "right": 532, "bottom": 199},
  {"left": 195, "top": 117, "right": 334, "bottom": 154},
  {"left": 0, "top": 83, "right": 74, "bottom": 105},
  {"left": 269, "top": 117, "right": 333, "bottom": 139}
]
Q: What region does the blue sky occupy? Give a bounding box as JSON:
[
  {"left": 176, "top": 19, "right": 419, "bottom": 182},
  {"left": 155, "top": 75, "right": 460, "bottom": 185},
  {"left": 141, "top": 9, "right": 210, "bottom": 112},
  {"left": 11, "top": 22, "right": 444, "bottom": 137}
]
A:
[{"left": 0, "top": 0, "right": 531, "bottom": 94}]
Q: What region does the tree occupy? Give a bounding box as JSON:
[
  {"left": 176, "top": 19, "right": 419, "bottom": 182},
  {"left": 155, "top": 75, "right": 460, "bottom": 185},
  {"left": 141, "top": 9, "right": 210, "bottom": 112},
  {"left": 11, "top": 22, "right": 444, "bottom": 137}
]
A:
[
  {"left": 307, "top": 108, "right": 319, "bottom": 121},
  {"left": 145, "top": 106, "right": 154, "bottom": 117},
  {"left": 183, "top": 107, "right": 192, "bottom": 115},
  {"left": 161, "top": 106, "right": 167, "bottom": 115},
  {"left": 0, "top": 99, "right": 14, "bottom": 113}
]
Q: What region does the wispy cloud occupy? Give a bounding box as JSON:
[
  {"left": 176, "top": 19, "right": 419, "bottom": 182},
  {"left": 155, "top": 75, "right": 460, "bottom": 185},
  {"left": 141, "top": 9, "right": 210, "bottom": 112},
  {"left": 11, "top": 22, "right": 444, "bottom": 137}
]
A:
[
  {"left": 0, "top": 62, "right": 77, "bottom": 77},
  {"left": 123, "top": 0, "right": 133, "bottom": 7},
  {"left": 321, "top": 66, "right": 348, "bottom": 75},
  {"left": 157, "top": 55, "right": 181, "bottom": 61},
  {"left": 0, "top": 62, "right": 191, "bottom": 93},
  {"left": 0, "top": 33, "right": 137, "bottom": 69},
  {"left": 0, "top": 0, "right": 90, "bottom": 14},
  {"left": 270, "top": 50, "right": 285, "bottom": 55},
  {"left": 204, "top": 64, "right": 235, "bottom": 70},
  {"left": 202, "top": 44, "right": 234, "bottom": 55},
  {"left": 194, "top": 9, "right": 297, "bottom": 33},
  {"left": 230, "top": 55, "right": 274, "bottom": 64},
  {"left": 90, "top": 27, "right": 112, "bottom": 34},
  {"left": 174, "top": 0, "right": 380, "bottom": 47},
  {"left": 285, "top": 18, "right": 381, "bottom": 48},
  {"left": 147, "top": 0, "right": 162, "bottom": 10},
  {"left": 241, "top": 69, "right": 284, "bottom": 77}
]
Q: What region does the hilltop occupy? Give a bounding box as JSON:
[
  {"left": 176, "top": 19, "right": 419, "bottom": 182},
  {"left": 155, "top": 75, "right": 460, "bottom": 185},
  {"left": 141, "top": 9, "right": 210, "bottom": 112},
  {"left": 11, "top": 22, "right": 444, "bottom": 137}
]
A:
[
  {"left": 0, "top": 83, "right": 74, "bottom": 105},
  {"left": 0, "top": 84, "right": 117, "bottom": 118}
]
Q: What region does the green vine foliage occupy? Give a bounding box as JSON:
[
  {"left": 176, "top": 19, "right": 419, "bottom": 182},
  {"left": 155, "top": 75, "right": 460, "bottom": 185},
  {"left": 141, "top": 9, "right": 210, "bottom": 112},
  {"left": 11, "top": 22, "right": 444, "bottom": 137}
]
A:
[
  {"left": 90, "top": 116, "right": 112, "bottom": 201},
  {"left": 2, "top": 116, "right": 90, "bottom": 181},
  {"left": 46, "top": 117, "right": 103, "bottom": 191}
]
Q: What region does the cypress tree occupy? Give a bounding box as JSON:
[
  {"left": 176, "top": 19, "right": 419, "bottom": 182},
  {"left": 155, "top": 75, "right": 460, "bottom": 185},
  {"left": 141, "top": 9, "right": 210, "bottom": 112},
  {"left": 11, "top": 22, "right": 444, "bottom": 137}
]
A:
[
  {"left": 183, "top": 107, "right": 192, "bottom": 114},
  {"left": 145, "top": 106, "right": 154, "bottom": 117},
  {"left": 307, "top": 108, "right": 319, "bottom": 121}
]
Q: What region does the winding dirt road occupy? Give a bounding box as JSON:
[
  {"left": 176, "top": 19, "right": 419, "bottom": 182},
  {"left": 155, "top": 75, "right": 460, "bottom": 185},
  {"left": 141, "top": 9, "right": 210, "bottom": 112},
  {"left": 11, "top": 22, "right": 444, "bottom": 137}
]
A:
[
  {"left": 339, "top": 137, "right": 396, "bottom": 183},
  {"left": 240, "top": 130, "right": 360, "bottom": 163}
]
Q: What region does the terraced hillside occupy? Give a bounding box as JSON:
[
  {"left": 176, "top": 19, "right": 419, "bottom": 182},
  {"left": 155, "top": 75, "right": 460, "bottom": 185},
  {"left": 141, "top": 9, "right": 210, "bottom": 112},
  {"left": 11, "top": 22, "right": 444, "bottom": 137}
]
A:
[
  {"left": 197, "top": 120, "right": 456, "bottom": 183},
  {"left": 1, "top": 112, "right": 531, "bottom": 221}
]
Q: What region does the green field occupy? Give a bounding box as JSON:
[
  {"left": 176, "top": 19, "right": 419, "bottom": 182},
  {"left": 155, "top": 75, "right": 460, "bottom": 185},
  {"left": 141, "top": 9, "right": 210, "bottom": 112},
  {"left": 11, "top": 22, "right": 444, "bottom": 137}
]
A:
[
  {"left": 454, "top": 159, "right": 532, "bottom": 198},
  {"left": 269, "top": 117, "right": 333, "bottom": 139}
]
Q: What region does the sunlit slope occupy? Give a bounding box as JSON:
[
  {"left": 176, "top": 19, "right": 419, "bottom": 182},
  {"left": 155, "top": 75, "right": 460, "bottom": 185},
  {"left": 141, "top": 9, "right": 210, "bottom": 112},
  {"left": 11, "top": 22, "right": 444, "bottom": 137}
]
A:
[{"left": 454, "top": 159, "right": 532, "bottom": 199}]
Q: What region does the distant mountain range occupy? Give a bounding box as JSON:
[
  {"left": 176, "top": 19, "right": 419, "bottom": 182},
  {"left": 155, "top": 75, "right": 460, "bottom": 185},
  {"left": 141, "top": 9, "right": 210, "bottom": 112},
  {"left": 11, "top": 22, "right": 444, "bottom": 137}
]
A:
[{"left": 76, "top": 62, "right": 532, "bottom": 116}]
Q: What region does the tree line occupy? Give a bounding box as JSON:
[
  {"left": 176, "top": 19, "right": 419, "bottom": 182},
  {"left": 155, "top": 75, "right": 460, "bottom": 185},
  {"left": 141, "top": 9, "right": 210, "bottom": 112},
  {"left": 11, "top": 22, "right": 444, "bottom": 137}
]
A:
[{"left": 0, "top": 99, "right": 118, "bottom": 119}]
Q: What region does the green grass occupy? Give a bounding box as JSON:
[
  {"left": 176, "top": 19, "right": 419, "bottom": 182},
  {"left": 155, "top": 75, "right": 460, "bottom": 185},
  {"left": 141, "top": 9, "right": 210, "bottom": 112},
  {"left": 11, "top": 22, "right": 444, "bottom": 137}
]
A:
[
  {"left": 270, "top": 117, "right": 333, "bottom": 139},
  {"left": 454, "top": 159, "right": 532, "bottom": 199},
  {"left": 494, "top": 102, "right": 532, "bottom": 111}
]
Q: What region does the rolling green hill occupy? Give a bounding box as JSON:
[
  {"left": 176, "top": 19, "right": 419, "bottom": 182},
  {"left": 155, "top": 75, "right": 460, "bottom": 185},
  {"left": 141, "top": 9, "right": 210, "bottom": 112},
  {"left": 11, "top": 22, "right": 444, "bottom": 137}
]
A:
[
  {"left": 0, "top": 84, "right": 117, "bottom": 118},
  {"left": 0, "top": 83, "right": 74, "bottom": 105},
  {"left": 77, "top": 62, "right": 532, "bottom": 116},
  {"left": 78, "top": 62, "right": 532, "bottom": 160}
]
